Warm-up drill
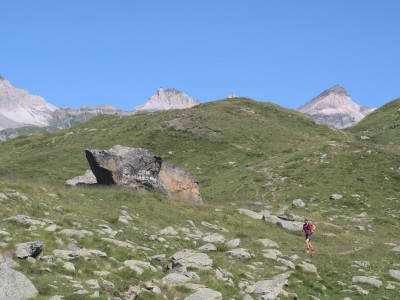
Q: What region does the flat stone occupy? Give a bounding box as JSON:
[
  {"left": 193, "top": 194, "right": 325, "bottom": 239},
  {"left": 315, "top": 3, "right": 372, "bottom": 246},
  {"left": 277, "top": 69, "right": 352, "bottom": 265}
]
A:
[
  {"left": 162, "top": 273, "right": 191, "bottom": 286},
  {"left": 226, "top": 248, "right": 252, "bottom": 260},
  {"left": 202, "top": 233, "right": 225, "bottom": 244},
  {"left": 253, "top": 272, "right": 291, "bottom": 300},
  {"left": 256, "top": 238, "right": 279, "bottom": 248},
  {"left": 201, "top": 221, "right": 229, "bottom": 232},
  {"left": 123, "top": 260, "right": 157, "bottom": 274},
  {"left": 101, "top": 238, "right": 135, "bottom": 250},
  {"left": 172, "top": 249, "right": 213, "bottom": 270},
  {"left": 352, "top": 276, "right": 382, "bottom": 288},
  {"left": 159, "top": 226, "right": 178, "bottom": 235},
  {"left": 198, "top": 243, "right": 217, "bottom": 251},
  {"left": 238, "top": 209, "right": 263, "bottom": 220},
  {"left": 389, "top": 269, "right": 400, "bottom": 281},
  {"left": 59, "top": 229, "right": 93, "bottom": 238},
  {"left": 184, "top": 288, "right": 222, "bottom": 300},
  {"left": 225, "top": 239, "right": 240, "bottom": 248}
]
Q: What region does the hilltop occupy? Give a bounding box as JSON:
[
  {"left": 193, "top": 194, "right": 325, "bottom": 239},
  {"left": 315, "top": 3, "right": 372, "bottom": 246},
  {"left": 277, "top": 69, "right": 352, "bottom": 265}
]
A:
[{"left": 0, "top": 98, "right": 399, "bottom": 299}]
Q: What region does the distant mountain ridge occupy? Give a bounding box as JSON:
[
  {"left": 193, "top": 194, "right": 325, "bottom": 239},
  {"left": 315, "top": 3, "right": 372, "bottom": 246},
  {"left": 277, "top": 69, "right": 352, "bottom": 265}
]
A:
[
  {"left": 0, "top": 76, "right": 57, "bottom": 130},
  {"left": 297, "top": 84, "right": 375, "bottom": 128},
  {"left": 0, "top": 77, "right": 200, "bottom": 139}
]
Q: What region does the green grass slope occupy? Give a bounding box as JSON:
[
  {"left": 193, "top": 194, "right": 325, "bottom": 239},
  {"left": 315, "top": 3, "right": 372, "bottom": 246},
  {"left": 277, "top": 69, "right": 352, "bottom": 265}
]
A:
[
  {"left": 0, "top": 98, "right": 399, "bottom": 299},
  {"left": 347, "top": 98, "right": 400, "bottom": 144}
]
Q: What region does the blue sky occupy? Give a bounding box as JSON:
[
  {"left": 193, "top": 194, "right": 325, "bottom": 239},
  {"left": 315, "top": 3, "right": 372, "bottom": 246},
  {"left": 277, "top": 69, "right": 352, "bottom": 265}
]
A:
[{"left": 1, "top": 1, "right": 399, "bottom": 110}]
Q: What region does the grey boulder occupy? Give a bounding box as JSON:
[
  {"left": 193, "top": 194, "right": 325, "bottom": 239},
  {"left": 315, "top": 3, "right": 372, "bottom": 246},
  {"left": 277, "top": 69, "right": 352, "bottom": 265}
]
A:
[{"left": 0, "top": 266, "right": 39, "bottom": 300}]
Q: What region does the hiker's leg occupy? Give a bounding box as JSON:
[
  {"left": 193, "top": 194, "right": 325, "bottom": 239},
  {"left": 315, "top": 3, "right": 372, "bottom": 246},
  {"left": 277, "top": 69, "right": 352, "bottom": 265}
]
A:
[{"left": 305, "top": 238, "right": 310, "bottom": 253}]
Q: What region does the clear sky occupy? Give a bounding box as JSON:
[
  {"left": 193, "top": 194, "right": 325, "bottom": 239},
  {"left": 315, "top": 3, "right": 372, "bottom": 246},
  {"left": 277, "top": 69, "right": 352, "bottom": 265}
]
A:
[{"left": 1, "top": 1, "right": 399, "bottom": 111}]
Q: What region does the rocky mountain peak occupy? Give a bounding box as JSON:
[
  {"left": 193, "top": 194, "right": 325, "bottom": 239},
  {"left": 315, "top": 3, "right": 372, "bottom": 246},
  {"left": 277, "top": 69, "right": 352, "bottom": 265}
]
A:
[
  {"left": 135, "top": 87, "right": 200, "bottom": 112},
  {"left": 0, "top": 77, "right": 58, "bottom": 130},
  {"left": 297, "top": 85, "right": 375, "bottom": 129},
  {"left": 323, "top": 84, "right": 348, "bottom": 97}
]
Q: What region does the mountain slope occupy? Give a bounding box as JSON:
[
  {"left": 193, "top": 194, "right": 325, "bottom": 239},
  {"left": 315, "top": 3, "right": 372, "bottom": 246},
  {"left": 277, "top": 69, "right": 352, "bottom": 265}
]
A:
[
  {"left": 0, "top": 77, "right": 57, "bottom": 129},
  {"left": 298, "top": 85, "right": 375, "bottom": 128},
  {"left": 346, "top": 97, "right": 400, "bottom": 144},
  {"left": 0, "top": 98, "right": 399, "bottom": 299}
]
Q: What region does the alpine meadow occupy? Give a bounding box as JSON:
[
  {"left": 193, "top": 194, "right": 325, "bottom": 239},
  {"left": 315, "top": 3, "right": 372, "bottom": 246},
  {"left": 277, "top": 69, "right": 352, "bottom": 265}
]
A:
[{"left": 0, "top": 97, "right": 399, "bottom": 299}]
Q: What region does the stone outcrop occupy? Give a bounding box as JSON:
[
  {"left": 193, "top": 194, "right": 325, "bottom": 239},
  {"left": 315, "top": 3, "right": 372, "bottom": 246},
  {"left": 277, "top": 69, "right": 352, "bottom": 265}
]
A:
[{"left": 78, "top": 145, "right": 202, "bottom": 203}]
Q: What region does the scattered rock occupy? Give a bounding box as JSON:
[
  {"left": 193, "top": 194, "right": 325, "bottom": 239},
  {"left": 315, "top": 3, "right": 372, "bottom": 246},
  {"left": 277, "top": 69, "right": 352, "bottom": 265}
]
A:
[
  {"left": 202, "top": 233, "right": 225, "bottom": 244},
  {"left": 226, "top": 248, "right": 252, "bottom": 260},
  {"left": 59, "top": 229, "right": 93, "bottom": 238},
  {"left": 389, "top": 269, "right": 400, "bottom": 281},
  {"left": 162, "top": 273, "right": 192, "bottom": 286},
  {"left": 348, "top": 284, "right": 369, "bottom": 295},
  {"left": 352, "top": 276, "right": 382, "bottom": 288},
  {"left": 63, "top": 261, "right": 75, "bottom": 272},
  {"left": 102, "top": 280, "right": 115, "bottom": 291},
  {"left": 0, "top": 266, "right": 39, "bottom": 300},
  {"left": 253, "top": 272, "right": 291, "bottom": 300},
  {"left": 353, "top": 261, "right": 370, "bottom": 268},
  {"left": 6, "top": 215, "right": 45, "bottom": 226},
  {"left": 198, "top": 243, "right": 217, "bottom": 252},
  {"left": 159, "top": 226, "right": 178, "bottom": 235},
  {"left": 100, "top": 237, "right": 135, "bottom": 250},
  {"left": 386, "top": 283, "right": 396, "bottom": 290},
  {"left": 201, "top": 221, "right": 229, "bottom": 232},
  {"left": 292, "top": 199, "right": 305, "bottom": 208},
  {"left": 15, "top": 241, "right": 44, "bottom": 259},
  {"left": 277, "top": 258, "right": 295, "bottom": 270},
  {"left": 171, "top": 249, "right": 213, "bottom": 270},
  {"left": 65, "top": 170, "right": 97, "bottom": 187},
  {"left": 225, "top": 238, "right": 240, "bottom": 248},
  {"left": 45, "top": 224, "right": 60, "bottom": 232},
  {"left": 238, "top": 209, "right": 263, "bottom": 220},
  {"left": 184, "top": 288, "right": 222, "bottom": 300},
  {"left": 330, "top": 194, "right": 343, "bottom": 200},
  {"left": 256, "top": 238, "right": 279, "bottom": 248},
  {"left": 123, "top": 260, "right": 157, "bottom": 274},
  {"left": 297, "top": 261, "right": 321, "bottom": 279}
]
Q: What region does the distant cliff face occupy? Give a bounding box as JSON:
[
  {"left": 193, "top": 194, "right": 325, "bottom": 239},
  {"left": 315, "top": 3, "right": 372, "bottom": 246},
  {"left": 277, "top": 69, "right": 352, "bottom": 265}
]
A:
[
  {"left": 135, "top": 88, "right": 200, "bottom": 112},
  {"left": 0, "top": 77, "right": 58, "bottom": 130},
  {"left": 298, "top": 85, "right": 375, "bottom": 128}
]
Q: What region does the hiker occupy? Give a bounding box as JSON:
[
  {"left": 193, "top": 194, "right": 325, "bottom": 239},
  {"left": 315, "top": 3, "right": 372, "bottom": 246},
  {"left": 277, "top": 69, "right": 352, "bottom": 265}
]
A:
[{"left": 303, "top": 218, "right": 316, "bottom": 253}]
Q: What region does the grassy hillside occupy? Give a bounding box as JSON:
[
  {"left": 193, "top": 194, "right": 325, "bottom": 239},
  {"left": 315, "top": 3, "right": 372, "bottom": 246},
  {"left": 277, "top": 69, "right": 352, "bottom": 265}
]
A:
[
  {"left": 347, "top": 98, "right": 400, "bottom": 144},
  {"left": 0, "top": 98, "right": 399, "bottom": 299}
]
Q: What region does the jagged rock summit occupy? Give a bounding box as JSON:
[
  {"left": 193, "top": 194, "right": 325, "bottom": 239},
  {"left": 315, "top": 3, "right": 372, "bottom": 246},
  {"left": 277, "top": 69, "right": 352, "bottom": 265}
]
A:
[
  {"left": 0, "top": 76, "right": 57, "bottom": 130},
  {"left": 135, "top": 87, "right": 200, "bottom": 112},
  {"left": 297, "top": 84, "right": 375, "bottom": 128}
]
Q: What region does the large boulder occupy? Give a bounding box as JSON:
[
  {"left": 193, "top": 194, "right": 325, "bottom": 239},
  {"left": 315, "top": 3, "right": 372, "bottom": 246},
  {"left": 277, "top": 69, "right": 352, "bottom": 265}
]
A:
[
  {"left": 0, "top": 266, "right": 39, "bottom": 299},
  {"left": 82, "top": 145, "right": 202, "bottom": 203}
]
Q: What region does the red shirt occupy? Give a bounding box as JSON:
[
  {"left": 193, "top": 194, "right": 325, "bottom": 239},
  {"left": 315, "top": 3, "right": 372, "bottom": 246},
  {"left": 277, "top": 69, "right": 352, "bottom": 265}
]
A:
[{"left": 303, "top": 222, "right": 314, "bottom": 234}]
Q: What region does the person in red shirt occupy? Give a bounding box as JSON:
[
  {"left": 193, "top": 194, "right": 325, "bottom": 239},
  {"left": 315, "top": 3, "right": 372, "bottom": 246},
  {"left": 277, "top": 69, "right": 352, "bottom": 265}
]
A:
[{"left": 303, "top": 218, "right": 316, "bottom": 253}]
